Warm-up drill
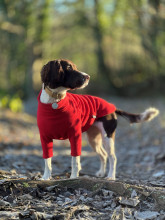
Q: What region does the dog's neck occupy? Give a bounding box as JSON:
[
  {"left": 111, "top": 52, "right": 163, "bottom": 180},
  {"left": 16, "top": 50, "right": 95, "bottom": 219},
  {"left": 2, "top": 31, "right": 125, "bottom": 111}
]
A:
[{"left": 40, "top": 84, "right": 68, "bottom": 104}]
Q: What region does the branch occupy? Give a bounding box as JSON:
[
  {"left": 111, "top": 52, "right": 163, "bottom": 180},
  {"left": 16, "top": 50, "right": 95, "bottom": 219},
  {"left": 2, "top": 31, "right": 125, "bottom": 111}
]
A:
[
  {"left": 0, "top": 177, "right": 164, "bottom": 210},
  {"left": 0, "top": 21, "right": 24, "bottom": 35}
]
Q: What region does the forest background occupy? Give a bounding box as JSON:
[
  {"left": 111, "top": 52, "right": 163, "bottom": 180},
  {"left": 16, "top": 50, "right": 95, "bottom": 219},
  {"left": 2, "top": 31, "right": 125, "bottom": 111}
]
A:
[{"left": 0, "top": 0, "right": 165, "bottom": 112}]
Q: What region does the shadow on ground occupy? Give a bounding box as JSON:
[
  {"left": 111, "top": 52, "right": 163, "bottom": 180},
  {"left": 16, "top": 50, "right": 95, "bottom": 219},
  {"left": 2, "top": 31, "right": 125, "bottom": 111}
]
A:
[{"left": 0, "top": 96, "right": 165, "bottom": 219}]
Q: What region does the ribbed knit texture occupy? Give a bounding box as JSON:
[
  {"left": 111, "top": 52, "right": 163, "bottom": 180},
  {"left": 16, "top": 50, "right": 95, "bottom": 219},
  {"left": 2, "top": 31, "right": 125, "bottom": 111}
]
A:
[{"left": 37, "top": 91, "right": 116, "bottom": 158}]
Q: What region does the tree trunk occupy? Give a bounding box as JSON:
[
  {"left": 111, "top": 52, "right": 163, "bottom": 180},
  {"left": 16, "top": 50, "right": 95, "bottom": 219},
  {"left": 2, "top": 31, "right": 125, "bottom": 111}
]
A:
[
  {"left": 24, "top": 43, "right": 35, "bottom": 98},
  {"left": 93, "top": 0, "right": 116, "bottom": 92},
  {"left": 135, "top": 0, "right": 161, "bottom": 91}
]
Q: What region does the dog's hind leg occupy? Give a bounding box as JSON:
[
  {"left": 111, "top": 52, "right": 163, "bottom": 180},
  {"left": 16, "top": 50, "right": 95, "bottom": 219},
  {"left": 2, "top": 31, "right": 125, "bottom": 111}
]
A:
[
  {"left": 103, "top": 133, "right": 117, "bottom": 180},
  {"left": 41, "top": 157, "right": 52, "bottom": 180},
  {"left": 86, "top": 125, "right": 107, "bottom": 177},
  {"left": 97, "top": 113, "right": 117, "bottom": 180}
]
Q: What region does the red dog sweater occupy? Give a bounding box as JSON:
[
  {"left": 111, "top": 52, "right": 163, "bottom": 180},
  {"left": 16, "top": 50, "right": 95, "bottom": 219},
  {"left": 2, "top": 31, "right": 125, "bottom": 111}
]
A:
[{"left": 37, "top": 91, "right": 116, "bottom": 158}]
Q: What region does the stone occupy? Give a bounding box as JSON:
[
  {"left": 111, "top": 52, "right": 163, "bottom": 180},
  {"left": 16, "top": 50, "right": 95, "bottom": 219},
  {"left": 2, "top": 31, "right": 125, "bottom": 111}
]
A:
[
  {"left": 118, "top": 196, "right": 140, "bottom": 207},
  {"left": 0, "top": 200, "right": 11, "bottom": 207},
  {"left": 57, "top": 200, "right": 63, "bottom": 206},
  {"left": 111, "top": 201, "right": 117, "bottom": 208},
  {"left": 19, "top": 194, "right": 33, "bottom": 200},
  {"left": 46, "top": 185, "right": 58, "bottom": 191},
  {"left": 0, "top": 211, "right": 19, "bottom": 219},
  {"left": 65, "top": 198, "right": 72, "bottom": 203},
  {"left": 79, "top": 195, "right": 85, "bottom": 201},
  {"left": 63, "top": 191, "right": 72, "bottom": 197},
  {"left": 134, "top": 211, "right": 159, "bottom": 220},
  {"left": 152, "top": 171, "right": 164, "bottom": 178},
  {"left": 131, "top": 190, "right": 137, "bottom": 198},
  {"left": 102, "top": 189, "right": 114, "bottom": 197}
]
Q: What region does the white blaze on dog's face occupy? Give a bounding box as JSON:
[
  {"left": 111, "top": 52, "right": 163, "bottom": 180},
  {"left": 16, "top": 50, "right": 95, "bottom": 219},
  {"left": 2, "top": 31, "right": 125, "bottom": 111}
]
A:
[{"left": 41, "top": 59, "right": 90, "bottom": 90}]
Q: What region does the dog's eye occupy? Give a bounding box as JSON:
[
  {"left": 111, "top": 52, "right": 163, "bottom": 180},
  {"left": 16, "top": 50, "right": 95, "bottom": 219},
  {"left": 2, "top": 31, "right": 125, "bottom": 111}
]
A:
[{"left": 67, "top": 65, "right": 72, "bottom": 70}]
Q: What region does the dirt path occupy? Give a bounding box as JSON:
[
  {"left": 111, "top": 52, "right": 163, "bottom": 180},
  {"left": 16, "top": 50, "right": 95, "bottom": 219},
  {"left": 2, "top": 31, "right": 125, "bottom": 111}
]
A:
[{"left": 0, "top": 96, "right": 165, "bottom": 219}]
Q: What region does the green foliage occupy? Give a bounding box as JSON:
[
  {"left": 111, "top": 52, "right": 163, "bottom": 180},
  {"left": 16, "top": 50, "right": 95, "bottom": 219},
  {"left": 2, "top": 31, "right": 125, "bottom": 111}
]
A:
[
  {"left": 0, "top": 0, "right": 164, "bottom": 97},
  {"left": 9, "top": 97, "right": 23, "bottom": 113},
  {"left": 22, "top": 182, "right": 30, "bottom": 188},
  {"left": 0, "top": 96, "right": 10, "bottom": 108},
  {"left": 0, "top": 95, "right": 23, "bottom": 113}
]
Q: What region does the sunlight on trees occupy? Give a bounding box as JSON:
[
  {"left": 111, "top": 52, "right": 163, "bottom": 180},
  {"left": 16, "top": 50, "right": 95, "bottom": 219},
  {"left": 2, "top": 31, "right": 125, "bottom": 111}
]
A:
[{"left": 0, "top": 0, "right": 164, "bottom": 99}]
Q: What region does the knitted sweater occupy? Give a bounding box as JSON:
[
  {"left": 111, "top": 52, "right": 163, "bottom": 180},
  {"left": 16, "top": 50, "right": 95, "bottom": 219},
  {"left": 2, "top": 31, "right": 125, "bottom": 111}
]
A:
[{"left": 37, "top": 91, "right": 116, "bottom": 158}]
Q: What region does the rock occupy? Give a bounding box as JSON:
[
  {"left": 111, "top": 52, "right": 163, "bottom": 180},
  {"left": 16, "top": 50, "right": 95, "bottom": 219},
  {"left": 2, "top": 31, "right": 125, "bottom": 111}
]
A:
[
  {"left": 79, "top": 195, "right": 85, "bottom": 201},
  {"left": 0, "top": 180, "right": 7, "bottom": 185},
  {"left": 71, "top": 201, "right": 78, "bottom": 206},
  {"left": 59, "top": 194, "right": 65, "bottom": 198},
  {"left": 103, "top": 200, "right": 112, "bottom": 208},
  {"left": 134, "top": 211, "right": 159, "bottom": 220},
  {"left": 10, "top": 169, "right": 17, "bottom": 174},
  {"left": 124, "top": 208, "right": 134, "bottom": 219},
  {"left": 0, "top": 200, "right": 11, "bottom": 207},
  {"left": 93, "top": 201, "right": 103, "bottom": 209},
  {"left": 95, "top": 195, "right": 100, "bottom": 200},
  {"left": 0, "top": 211, "right": 19, "bottom": 219},
  {"left": 152, "top": 171, "right": 164, "bottom": 178},
  {"left": 19, "top": 210, "right": 53, "bottom": 220},
  {"left": 112, "top": 206, "right": 134, "bottom": 219},
  {"left": 75, "top": 204, "right": 90, "bottom": 211},
  {"left": 45, "top": 185, "right": 58, "bottom": 191},
  {"left": 102, "top": 189, "right": 114, "bottom": 197},
  {"left": 118, "top": 196, "right": 140, "bottom": 207},
  {"left": 111, "top": 206, "right": 125, "bottom": 219},
  {"left": 63, "top": 191, "right": 72, "bottom": 197},
  {"left": 57, "top": 200, "right": 63, "bottom": 206},
  {"left": 150, "top": 181, "right": 165, "bottom": 187},
  {"left": 84, "top": 197, "right": 93, "bottom": 203},
  {"left": 65, "top": 197, "right": 72, "bottom": 203},
  {"left": 156, "top": 153, "right": 165, "bottom": 161},
  {"left": 131, "top": 190, "right": 137, "bottom": 198},
  {"left": 19, "top": 194, "right": 33, "bottom": 200},
  {"left": 111, "top": 201, "right": 117, "bottom": 208}
]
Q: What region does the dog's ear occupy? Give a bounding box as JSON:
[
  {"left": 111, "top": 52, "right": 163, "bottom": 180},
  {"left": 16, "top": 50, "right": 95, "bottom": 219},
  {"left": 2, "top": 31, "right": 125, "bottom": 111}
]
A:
[
  {"left": 52, "top": 60, "right": 65, "bottom": 85},
  {"left": 41, "top": 62, "right": 51, "bottom": 86},
  {"left": 54, "top": 60, "right": 64, "bottom": 80},
  {"left": 55, "top": 60, "right": 62, "bottom": 71},
  {"left": 41, "top": 60, "right": 64, "bottom": 88}
]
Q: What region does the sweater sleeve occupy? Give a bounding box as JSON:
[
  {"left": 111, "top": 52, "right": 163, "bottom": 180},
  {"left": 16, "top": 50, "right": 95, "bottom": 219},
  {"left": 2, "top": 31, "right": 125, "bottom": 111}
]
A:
[
  {"left": 68, "top": 123, "right": 82, "bottom": 157},
  {"left": 39, "top": 134, "right": 53, "bottom": 159}
]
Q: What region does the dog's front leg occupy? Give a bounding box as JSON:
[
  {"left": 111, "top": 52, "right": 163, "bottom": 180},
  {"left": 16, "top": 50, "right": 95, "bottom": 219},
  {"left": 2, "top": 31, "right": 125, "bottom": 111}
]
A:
[
  {"left": 69, "top": 126, "right": 82, "bottom": 178},
  {"left": 41, "top": 158, "right": 52, "bottom": 180},
  {"left": 70, "top": 156, "right": 81, "bottom": 178}
]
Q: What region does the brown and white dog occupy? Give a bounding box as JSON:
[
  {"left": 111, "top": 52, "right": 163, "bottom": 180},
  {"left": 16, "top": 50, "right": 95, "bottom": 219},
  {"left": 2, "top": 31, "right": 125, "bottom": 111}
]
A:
[{"left": 39, "top": 59, "right": 159, "bottom": 180}]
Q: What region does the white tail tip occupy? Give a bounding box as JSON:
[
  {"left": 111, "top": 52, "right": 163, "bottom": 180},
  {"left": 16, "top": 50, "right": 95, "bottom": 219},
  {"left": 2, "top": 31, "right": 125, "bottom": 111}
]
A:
[{"left": 141, "top": 107, "right": 159, "bottom": 122}]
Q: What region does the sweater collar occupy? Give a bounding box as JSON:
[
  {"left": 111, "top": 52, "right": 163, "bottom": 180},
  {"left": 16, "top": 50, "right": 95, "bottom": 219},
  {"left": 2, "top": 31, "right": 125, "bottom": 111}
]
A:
[
  {"left": 37, "top": 90, "right": 69, "bottom": 110},
  {"left": 44, "top": 86, "right": 66, "bottom": 101}
]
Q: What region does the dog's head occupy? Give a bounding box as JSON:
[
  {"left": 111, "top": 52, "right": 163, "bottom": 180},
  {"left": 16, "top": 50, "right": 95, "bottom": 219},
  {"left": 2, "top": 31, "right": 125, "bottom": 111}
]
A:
[{"left": 41, "top": 59, "right": 90, "bottom": 90}]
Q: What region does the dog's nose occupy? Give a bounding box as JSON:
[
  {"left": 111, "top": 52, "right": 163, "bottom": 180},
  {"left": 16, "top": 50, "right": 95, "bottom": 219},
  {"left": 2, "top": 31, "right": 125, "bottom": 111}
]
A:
[{"left": 85, "top": 75, "right": 90, "bottom": 80}]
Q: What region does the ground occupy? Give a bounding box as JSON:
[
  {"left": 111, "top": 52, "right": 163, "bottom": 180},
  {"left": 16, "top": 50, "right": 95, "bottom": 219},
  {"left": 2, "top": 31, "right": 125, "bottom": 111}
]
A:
[{"left": 0, "top": 96, "right": 165, "bottom": 219}]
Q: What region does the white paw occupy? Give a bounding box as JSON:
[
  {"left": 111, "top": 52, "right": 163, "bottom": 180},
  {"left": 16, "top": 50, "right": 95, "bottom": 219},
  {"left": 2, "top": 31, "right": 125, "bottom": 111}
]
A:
[
  {"left": 106, "top": 176, "right": 116, "bottom": 181},
  {"left": 96, "top": 170, "right": 105, "bottom": 178},
  {"left": 70, "top": 173, "right": 79, "bottom": 179},
  {"left": 40, "top": 174, "right": 51, "bottom": 180}
]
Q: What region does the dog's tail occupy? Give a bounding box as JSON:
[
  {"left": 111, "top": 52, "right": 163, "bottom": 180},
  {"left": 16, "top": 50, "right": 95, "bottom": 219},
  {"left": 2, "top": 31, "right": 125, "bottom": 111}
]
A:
[{"left": 115, "top": 107, "right": 159, "bottom": 124}]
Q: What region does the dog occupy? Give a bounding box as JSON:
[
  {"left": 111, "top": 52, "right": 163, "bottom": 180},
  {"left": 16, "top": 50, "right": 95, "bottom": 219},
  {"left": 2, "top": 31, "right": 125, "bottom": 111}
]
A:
[{"left": 37, "top": 59, "right": 159, "bottom": 180}]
